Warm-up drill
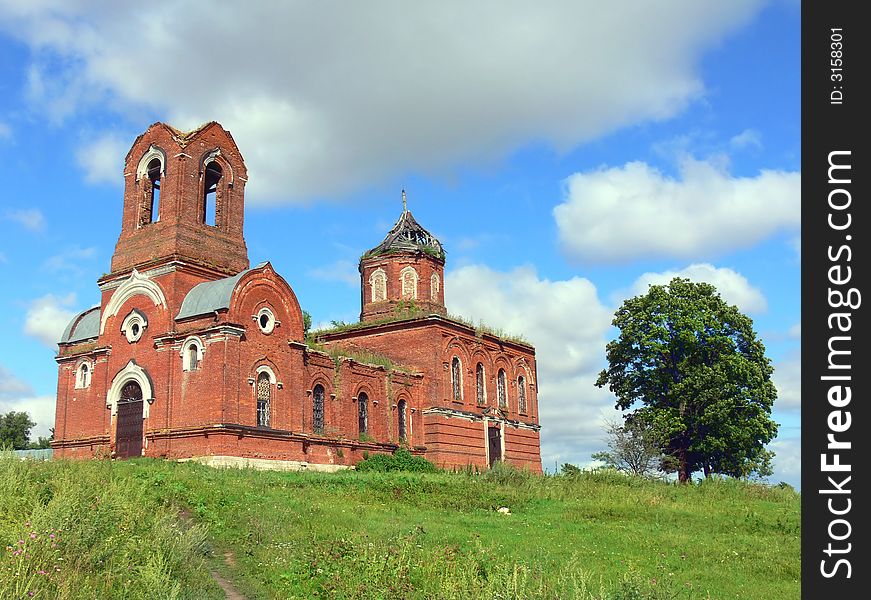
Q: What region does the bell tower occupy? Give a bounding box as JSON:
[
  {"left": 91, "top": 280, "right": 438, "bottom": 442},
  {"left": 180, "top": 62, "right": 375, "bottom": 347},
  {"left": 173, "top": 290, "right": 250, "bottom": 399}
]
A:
[
  {"left": 359, "top": 192, "right": 447, "bottom": 322},
  {"left": 107, "top": 122, "right": 249, "bottom": 279}
]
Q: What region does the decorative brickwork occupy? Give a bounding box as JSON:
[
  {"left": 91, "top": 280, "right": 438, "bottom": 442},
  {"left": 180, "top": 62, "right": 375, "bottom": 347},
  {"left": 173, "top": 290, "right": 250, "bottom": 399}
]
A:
[{"left": 53, "top": 122, "right": 541, "bottom": 473}]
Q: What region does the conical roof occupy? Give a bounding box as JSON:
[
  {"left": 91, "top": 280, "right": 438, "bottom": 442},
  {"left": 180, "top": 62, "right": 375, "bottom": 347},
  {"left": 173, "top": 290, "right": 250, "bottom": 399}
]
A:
[{"left": 365, "top": 199, "right": 444, "bottom": 259}]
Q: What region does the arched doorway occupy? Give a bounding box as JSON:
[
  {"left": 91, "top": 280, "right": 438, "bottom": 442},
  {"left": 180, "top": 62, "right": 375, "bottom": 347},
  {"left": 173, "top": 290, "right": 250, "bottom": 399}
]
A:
[{"left": 116, "top": 380, "right": 144, "bottom": 458}]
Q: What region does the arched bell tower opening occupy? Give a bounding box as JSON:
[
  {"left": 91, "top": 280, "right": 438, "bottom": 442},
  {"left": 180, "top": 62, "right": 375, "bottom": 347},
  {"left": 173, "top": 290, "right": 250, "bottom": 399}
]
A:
[{"left": 108, "top": 122, "right": 249, "bottom": 281}]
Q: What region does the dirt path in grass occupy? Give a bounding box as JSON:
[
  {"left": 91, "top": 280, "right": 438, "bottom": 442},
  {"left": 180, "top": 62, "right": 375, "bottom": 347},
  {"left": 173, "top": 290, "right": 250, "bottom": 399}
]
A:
[
  {"left": 177, "top": 509, "right": 247, "bottom": 600},
  {"left": 210, "top": 564, "right": 246, "bottom": 600}
]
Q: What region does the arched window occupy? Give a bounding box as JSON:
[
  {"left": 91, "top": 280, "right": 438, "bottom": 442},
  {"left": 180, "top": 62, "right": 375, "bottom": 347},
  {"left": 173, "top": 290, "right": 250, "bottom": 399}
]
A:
[
  {"left": 518, "top": 375, "right": 527, "bottom": 413},
  {"left": 476, "top": 363, "right": 486, "bottom": 405},
  {"left": 370, "top": 269, "right": 387, "bottom": 303},
  {"left": 451, "top": 357, "right": 462, "bottom": 402},
  {"left": 430, "top": 273, "right": 440, "bottom": 301},
  {"left": 313, "top": 384, "right": 325, "bottom": 434},
  {"left": 75, "top": 361, "right": 92, "bottom": 389},
  {"left": 203, "top": 161, "right": 222, "bottom": 227},
  {"left": 400, "top": 267, "right": 418, "bottom": 300},
  {"left": 497, "top": 369, "right": 507, "bottom": 409},
  {"left": 358, "top": 392, "right": 369, "bottom": 435},
  {"left": 147, "top": 158, "right": 161, "bottom": 223},
  {"left": 136, "top": 145, "right": 165, "bottom": 227},
  {"left": 121, "top": 380, "right": 143, "bottom": 403},
  {"left": 397, "top": 399, "right": 407, "bottom": 442},
  {"left": 180, "top": 337, "right": 205, "bottom": 372},
  {"left": 188, "top": 345, "right": 199, "bottom": 371},
  {"left": 256, "top": 372, "right": 271, "bottom": 427}
]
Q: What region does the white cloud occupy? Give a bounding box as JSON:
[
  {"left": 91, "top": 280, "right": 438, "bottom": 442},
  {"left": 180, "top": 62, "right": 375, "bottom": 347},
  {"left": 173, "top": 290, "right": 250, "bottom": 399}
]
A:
[
  {"left": 75, "top": 133, "right": 127, "bottom": 184},
  {"left": 769, "top": 434, "right": 800, "bottom": 488},
  {"left": 4, "top": 208, "right": 46, "bottom": 232},
  {"left": 0, "top": 364, "right": 55, "bottom": 439},
  {"left": 308, "top": 260, "right": 359, "bottom": 287},
  {"left": 554, "top": 156, "right": 800, "bottom": 262},
  {"left": 446, "top": 264, "right": 619, "bottom": 469},
  {"left": 23, "top": 293, "right": 77, "bottom": 348},
  {"left": 0, "top": 121, "right": 10, "bottom": 139},
  {"left": 42, "top": 245, "right": 98, "bottom": 273},
  {"left": 788, "top": 322, "right": 800, "bottom": 339},
  {"left": 729, "top": 128, "right": 762, "bottom": 150},
  {"left": 619, "top": 263, "right": 768, "bottom": 314},
  {"left": 772, "top": 350, "right": 800, "bottom": 411},
  {"left": 0, "top": 1, "right": 765, "bottom": 201},
  {"left": 0, "top": 364, "right": 32, "bottom": 398}
]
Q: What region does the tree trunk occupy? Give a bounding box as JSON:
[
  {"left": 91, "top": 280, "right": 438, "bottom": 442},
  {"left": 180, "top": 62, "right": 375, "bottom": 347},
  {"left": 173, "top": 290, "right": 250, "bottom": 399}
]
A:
[{"left": 677, "top": 448, "right": 691, "bottom": 483}]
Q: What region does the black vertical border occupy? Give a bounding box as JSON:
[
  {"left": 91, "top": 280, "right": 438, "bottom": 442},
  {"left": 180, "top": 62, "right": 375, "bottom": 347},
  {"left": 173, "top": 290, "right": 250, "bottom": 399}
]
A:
[{"left": 802, "top": 1, "right": 867, "bottom": 597}]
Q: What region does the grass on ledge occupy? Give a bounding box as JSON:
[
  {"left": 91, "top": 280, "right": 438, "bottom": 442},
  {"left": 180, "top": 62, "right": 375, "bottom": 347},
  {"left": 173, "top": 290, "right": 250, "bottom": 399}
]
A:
[{"left": 310, "top": 310, "right": 529, "bottom": 347}]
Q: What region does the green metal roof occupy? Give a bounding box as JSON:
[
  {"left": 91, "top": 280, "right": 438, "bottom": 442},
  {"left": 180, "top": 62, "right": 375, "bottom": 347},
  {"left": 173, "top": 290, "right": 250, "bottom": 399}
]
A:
[{"left": 60, "top": 306, "right": 101, "bottom": 343}]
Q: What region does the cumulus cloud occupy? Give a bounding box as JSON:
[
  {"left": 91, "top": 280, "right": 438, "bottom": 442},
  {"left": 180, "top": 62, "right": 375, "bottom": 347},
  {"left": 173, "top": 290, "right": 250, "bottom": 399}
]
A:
[
  {"left": 772, "top": 350, "right": 800, "bottom": 411},
  {"left": 42, "top": 245, "right": 98, "bottom": 274},
  {"left": 618, "top": 262, "right": 768, "bottom": 314},
  {"left": 0, "top": 364, "right": 55, "bottom": 439},
  {"left": 729, "top": 128, "right": 762, "bottom": 151},
  {"left": 446, "top": 264, "right": 619, "bottom": 469},
  {"left": 0, "top": 1, "right": 765, "bottom": 201},
  {"left": 769, "top": 433, "right": 800, "bottom": 488},
  {"left": 24, "top": 293, "right": 77, "bottom": 348},
  {"left": 554, "top": 156, "right": 800, "bottom": 262},
  {"left": 308, "top": 260, "right": 359, "bottom": 287},
  {"left": 4, "top": 208, "right": 46, "bottom": 232},
  {"left": 75, "top": 133, "right": 127, "bottom": 184}
]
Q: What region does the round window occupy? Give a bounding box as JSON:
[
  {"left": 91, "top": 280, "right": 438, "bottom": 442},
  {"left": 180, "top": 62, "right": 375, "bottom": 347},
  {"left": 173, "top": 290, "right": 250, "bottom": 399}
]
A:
[
  {"left": 256, "top": 307, "right": 275, "bottom": 334},
  {"left": 121, "top": 310, "right": 147, "bottom": 343}
]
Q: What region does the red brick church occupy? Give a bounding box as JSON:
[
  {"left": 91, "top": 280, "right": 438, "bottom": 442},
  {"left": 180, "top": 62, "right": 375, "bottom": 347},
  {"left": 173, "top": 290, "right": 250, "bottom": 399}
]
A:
[{"left": 53, "top": 122, "right": 542, "bottom": 472}]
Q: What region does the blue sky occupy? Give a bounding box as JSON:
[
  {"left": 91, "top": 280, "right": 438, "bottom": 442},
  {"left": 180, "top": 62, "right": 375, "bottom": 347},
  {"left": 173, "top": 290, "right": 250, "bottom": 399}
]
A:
[{"left": 0, "top": 1, "right": 800, "bottom": 486}]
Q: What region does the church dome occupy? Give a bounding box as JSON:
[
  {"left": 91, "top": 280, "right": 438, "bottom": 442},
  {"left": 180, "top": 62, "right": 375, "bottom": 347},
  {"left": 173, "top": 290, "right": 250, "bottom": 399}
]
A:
[{"left": 363, "top": 192, "right": 444, "bottom": 260}]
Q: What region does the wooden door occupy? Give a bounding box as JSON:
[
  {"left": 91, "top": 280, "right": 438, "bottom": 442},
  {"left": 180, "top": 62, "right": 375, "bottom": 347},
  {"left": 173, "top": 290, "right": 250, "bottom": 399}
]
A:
[
  {"left": 116, "top": 381, "right": 143, "bottom": 459},
  {"left": 488, "top": 426, "right": 502, "bottom": 467}
]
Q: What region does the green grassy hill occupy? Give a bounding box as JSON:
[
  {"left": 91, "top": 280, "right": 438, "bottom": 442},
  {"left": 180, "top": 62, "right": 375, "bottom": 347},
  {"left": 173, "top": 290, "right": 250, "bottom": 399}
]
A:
[{"left": 0, "top": 455, "right": 799, "bottom": 599}]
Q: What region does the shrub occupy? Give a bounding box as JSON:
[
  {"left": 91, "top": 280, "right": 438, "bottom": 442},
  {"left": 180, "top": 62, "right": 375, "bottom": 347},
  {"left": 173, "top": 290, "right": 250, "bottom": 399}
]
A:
[
  {"left": 355, "top": 448, "right": 438, "bottom": 473},
  {"left": 480, "top": 461, "right": 535, "bottom": 485}
]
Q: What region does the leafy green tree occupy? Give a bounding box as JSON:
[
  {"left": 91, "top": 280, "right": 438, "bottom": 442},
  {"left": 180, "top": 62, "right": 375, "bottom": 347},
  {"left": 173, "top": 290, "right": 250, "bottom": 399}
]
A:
[
  {"left": 28, "top": 427, "right": 54, "bottom": 450},
  {"left": 591, "top": 418, "right": 674, "bottom": 477},
  {"left": 302, "top": 310, "right": 313, "bottom": 335},
  {"left": 0, "top": 411, "right": 36, "bottom": 450},
  {"left": 559, "top": 462, "right": 582, "bottom": 476},
  {"left": 595, "top": 278, "right": 778, "bottom": 483}
]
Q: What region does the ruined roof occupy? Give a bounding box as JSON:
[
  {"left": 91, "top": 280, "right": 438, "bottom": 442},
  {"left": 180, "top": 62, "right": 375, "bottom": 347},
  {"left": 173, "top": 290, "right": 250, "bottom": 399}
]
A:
[
  {"left": 175, "top": 262, "right": 268, "bottom": 320},
  {"left": 365, "top": 202, "right": 444, "bottom": 259},
  {"left": 60, "top": 306, "right": 101, "bottom": 344},
  {"left": 163, "top": 121, "right": 215, "bottom": 146}
]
